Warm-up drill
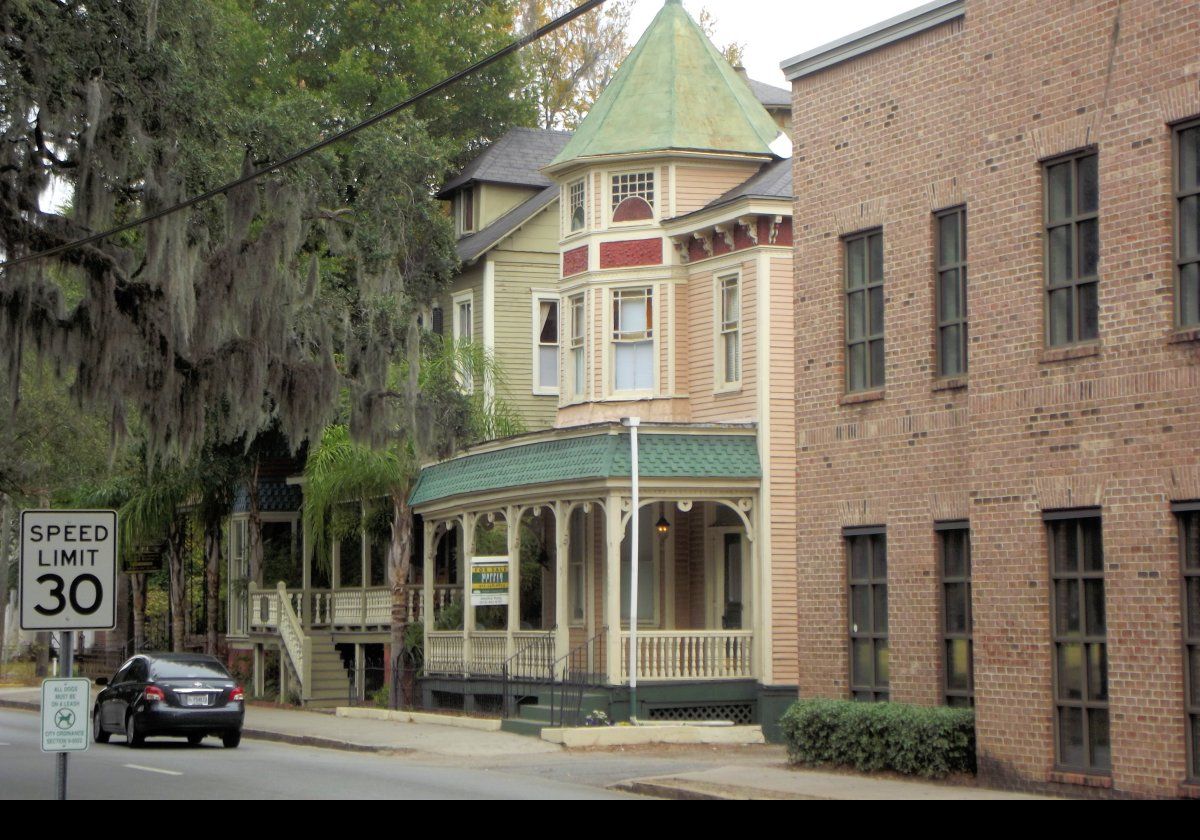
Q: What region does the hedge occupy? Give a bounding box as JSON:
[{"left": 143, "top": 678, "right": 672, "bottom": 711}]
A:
[{"left": 779, "top": 699, "right": 976, "bottom": 779}]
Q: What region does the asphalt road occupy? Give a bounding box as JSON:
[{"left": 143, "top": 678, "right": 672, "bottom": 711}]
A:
[{"left": 0, "top": 709, "right": 638, "bottom": 800}]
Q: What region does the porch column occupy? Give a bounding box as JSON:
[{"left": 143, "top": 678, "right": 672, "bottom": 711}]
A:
[
  {"left": 506, "top": 505, "right": 521, "bottom": 659},
  {"left": 604, "top": 493, "right": 623, "bottom": 686},
  {"left": 422, "top": 519, "right": 435, "bottom": 649},
  {"left": 462, "top": 512, "right": 475, "bottom": 673},
  {"left": 253, "top": 644, "right": 264, "bottom": 697},
  {"left": 554, "top": 502, "right": 570, "bottom": 676}
]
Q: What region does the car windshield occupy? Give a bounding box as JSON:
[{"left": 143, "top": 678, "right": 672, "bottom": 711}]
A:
[{"left": 150, "top": 659, "right": 231, "bottom": 679}]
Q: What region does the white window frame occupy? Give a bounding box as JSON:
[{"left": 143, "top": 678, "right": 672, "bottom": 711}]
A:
[
  {"left": 453, "top": 290, "right": 475, "bottom": 393},
  {"left": 610, "top": 286, "right": 656, "bottom": 396},
  {"left": 568, "top": 292, "right": 586, "bottom": 402},
  {"left": 458, "top": 186, "right": 476, "bottom": 235},
  {"left": 715, "top": 272, "right": 742, "bottom": 392},
  {"left": 567, "top": 506, "right": 590, "bottom": 628},
  {"left": 532, "top": 292, "right": 560, "bottom": 396},
  {"left": 567, "top": 178, "right": 587, "bottom": 235},
  {"left": 610, "top": 169, "right": 656, "bottom": 224}
]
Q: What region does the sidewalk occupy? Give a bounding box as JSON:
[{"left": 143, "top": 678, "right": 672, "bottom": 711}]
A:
[{"left": 0, "top": 686, "right": 1051, "bottom": 799}]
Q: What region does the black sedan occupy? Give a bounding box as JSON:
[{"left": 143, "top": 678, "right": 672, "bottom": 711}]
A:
[{"left": 93, "top": 653, "right": 245, "bottom": 748}]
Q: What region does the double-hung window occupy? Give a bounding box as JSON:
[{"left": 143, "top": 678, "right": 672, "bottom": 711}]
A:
[
  {"left": 568, "top": 507, "right": 588, "bottom": 626},
  {"left": 1047, "top": 510, "right": 1109, "bottom": 774},
  {"left": 936, "top": 207, "right": 968, "bottom": 377},
  {"left": 569, "top": 294, "right": 585, "bottom": 399},
  {"left": 612, "top": 288, "right": 654, "bottom": 392},
  {"left": 845, "top": 230, "right": 884, "bottom": 391},
  {"left": 847, "top": 527, "right": 888, "bottom": 702},
  {"left": 569, "top": 179, "right": 587, "bottom": 233},
  {"left": 1176, "top": 120, "right": 1200, "bottom": 328},
  {"left": 939, "top": 523, "right": 973, "bottom": 706},
  {"left": 453, "top": 292, "right": 474, "bottom": 392},
  {"left": 459, "top": 187, "right": 475, "bottom": 235},
  {"left": 718, "top": 274, "right": 741, "bottom": 388},
  {"left": 1044, "top": 151, "right": 1099, "bottom": 346},
  {"left": 1177, "top": 502, "right": 1200, "bottom": 781},
  {"left": 534, "top": 297, "right": 559, "bottom": 395}
]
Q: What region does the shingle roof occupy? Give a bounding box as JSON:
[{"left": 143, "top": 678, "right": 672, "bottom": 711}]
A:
[
  {"left": 746, "top": 78, "right": 791, "bottom": 109},
  {"left": 550, "top": 1, "right": 781, "bottom": 167},
  {"left": 455, "top": 185, "right": 558, "bottom": 264},
  {"left": 706, "top": 158, "right": 793, "bottom": 208},
  {"left": 232, "top": 481, "right": 302, "bottom": 514},
  {"left": 410, "top": 431, "right": 760, "bottom": 508},
  {"left": 437, "top": 128, "right": 572, "bottom": 198}
]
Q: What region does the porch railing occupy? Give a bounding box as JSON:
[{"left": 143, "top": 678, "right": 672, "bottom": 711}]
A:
[
  {"left": 620, "top": 630, "right": 754, "bottom": 681},
  {"left": 469, "top": 631, "right": 508, "bottom": 675},
  {"left": 248, "top": 583, "right": 461, "bottom": 633},
  {"left": 425, "top": 632, "right": 465, "bottom": 674}
]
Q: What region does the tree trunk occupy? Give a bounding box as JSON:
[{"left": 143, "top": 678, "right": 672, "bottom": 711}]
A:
[
  {"left": 388, "top": 492, "right": 414, "bottom": 710},
  {"left": 204, "top": 515, "right": 221, "bottom": 655},
  {"left": 168, "top": 518, "right": 187, "bottom": 652},
  {"left": 0, "top": 493, "right": 11, "bottom": 661},
  {"left": 132, "top": 573, "right": 146, "bottom": 652}
]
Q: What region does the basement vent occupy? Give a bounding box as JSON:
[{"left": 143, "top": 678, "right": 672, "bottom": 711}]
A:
[{"left": 646, "top": 702, "right": 753, "bottom": 725}]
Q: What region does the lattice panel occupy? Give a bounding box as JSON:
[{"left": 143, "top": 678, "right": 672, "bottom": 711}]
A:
[{"left": 646, "top": 703, "right": 753, "bottom": 725}]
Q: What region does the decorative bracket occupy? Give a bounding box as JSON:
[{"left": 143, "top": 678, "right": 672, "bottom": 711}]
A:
[
  {"left": 769, "top": 215, "right": 784, "bottom": 245},
  {"left": 713, "top": 223, "right": 734, "bottom": 249},
  {"left": 738, "top": 216, "right": 759, "bottom": 245},
  {"left": 692, "top": 231, "right": 713, "bottom": 257}
]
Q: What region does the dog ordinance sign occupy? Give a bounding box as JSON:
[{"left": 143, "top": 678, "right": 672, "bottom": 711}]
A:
[
  {"left": 20, "top": 510, "right": 118, "bottom": 631},
  {"left": 471, "top": 556, "right": 509, "bottom": 606},
  {"left": 41, "top": 678, "right": 91, "bottom": 753}
]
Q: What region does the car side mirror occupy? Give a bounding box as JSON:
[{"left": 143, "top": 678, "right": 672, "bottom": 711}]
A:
[{"left": 95, "top": 677, "right": 108, "bottom": 687}]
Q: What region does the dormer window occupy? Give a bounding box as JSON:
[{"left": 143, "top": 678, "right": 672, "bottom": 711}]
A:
[
  {"left": 459, "top": 187, "right": 475, "bottom": 234},
  {"left": 569, "top": 179, "right": 586, "bottom": 233},
  {"left": 611, "top": 172, "right": 655, "bottom": 223}
]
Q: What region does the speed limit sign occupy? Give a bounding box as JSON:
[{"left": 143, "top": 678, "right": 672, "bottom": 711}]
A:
[{"left": 20, "top": 510, "right": 118, "bottom": 631}]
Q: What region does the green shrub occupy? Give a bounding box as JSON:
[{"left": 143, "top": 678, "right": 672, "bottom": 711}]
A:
[{"left": 779, "top": 699, "right": 975, "bottom": 779}]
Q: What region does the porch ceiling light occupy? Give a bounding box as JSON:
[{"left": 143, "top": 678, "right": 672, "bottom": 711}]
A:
[{"left": 655, "top": 515, "right": 670, "bottom": 536}]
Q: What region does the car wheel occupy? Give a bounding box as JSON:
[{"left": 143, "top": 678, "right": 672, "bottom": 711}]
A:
[
  {"left": 126, "top": 713, "right": 144, "bottom": 748},
  {"left": 221, "top": 730, "right": 241, "bottom": 749},
  {"left": 187, "top": 733, "right": 204, "bottom": 746},
  {"left": 93, "top": 708, "right": 110, "bottom": 744}
]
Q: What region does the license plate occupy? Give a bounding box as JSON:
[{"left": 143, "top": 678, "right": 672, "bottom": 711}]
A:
[{"left": 184, "top": 694, "right": 210, "bottom": 707}]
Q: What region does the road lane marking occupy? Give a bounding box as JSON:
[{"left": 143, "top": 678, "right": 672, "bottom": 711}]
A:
[{"left": 124, "top": 763, "right": 183, "bottom": 776}]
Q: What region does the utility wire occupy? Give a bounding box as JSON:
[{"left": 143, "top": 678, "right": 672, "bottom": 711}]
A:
[{"left": 1, "top": 0, "right": 605, "bottom": 271}]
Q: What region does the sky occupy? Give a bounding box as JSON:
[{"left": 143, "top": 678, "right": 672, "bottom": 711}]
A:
[{"left": 626, "top": 0, "right": 932, "bottom": 87}]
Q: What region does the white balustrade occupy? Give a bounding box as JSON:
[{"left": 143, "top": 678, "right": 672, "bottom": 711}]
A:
[
  {"left": 469, "top": 632, "right": 508, "bottom": 675},
  {"left": 425, "top": 632, "right": 465, "bottom": 674},
  {"left": 620, "top": 630, "right": 754, "bottom": 681}
]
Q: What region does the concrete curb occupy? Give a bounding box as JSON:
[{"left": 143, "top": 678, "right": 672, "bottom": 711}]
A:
[
  {"left": 612, "top": 778, "right": 816, "bottom": 801},
  {"left": 336, "top": 706, "right": 502, "bottom": 731},
  {"left": 0, "top": 699, "right": 38, "bottom": 712},
  {"left": 543, "top": 724, "right": 765, "bottom": 748},
  {"left": 241, "top": 728, "right": 413, "bottom": 754}
]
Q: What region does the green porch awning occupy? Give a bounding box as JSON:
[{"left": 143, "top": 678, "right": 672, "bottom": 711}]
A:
[{"left": 410, "top": 432, "right": 760, "bottom": 508}]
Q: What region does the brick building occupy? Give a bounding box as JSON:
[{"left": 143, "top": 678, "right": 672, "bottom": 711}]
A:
[{"left": 782, "top": 0, "right": 1199, "bottom": 797}]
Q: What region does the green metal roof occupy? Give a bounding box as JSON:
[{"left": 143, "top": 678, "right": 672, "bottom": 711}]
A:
[
  {"left": 549, "top": 0, "right": 781, "bottom": 167},
  {"left": 410, "top": 432, "right": 760, "bottom": 508}
]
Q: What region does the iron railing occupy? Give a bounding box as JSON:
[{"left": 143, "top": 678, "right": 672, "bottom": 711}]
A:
[
  {"left": 548, "top": 628, "right": 607, "bottom": 728},
  {"left": 500, "top": 629, "right": 556, "bottom": 718}
]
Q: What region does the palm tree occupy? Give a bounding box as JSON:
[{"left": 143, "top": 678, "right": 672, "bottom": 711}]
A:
[{"left": 304, "top": 335, "right": 521, "bottom": 707}]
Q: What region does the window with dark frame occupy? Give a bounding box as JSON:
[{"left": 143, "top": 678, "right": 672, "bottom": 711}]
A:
[
  {"left": 847, "top": 528, "right": 888, "bottom": 702},
  {"left": 845, "top": 230, "right": 884, "bottom": 392},
  {"left": 1176, "top": 121, "right": 1200, "bottom": 328},
  {"left": 1177, "top": 503, "right": 1200, "bottom": 781},
  {"left": 1047, "top": 510, "right": 1110, "bottom": 774},
  {"left": 939, "top": 523, "right": 973, "bottom": 707},
  {"left": 936, "top": 207, "right": 968, "bottom": 377},
  {"left": 1044, "top": 151, "right": 1099, "bottom": 347}
]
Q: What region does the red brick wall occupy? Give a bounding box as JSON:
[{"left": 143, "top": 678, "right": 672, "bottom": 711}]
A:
[
  {"left": 563, "top": 245, "right": 588, "bottom": 277},
  {"left": 599, "top": 238, "right": 663, "bottom": 269},
  {"left": 789, "top": 0, "right": 1200, "bottom": 797}
]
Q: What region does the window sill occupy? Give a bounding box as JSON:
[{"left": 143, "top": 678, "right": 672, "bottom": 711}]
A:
[
  {"left": 1048, "top": 770, "right": 1112, "bottom": 789},
  {"left": 1168, "top": 326, "right": 1200, "bottom": 344},
  {"left": 532, "top": 389, "right": 559, "bottom": 398},
  {"left": 1039, "top": 342, "right": 1101, "bottom": 364},
  {"left": 839, "top": 388, "right": 885, "bottom": 406},
  {"left": 932, "top": 376, "right": 968, "bottom": 392},
  {"left": 713, "top": 385, "right": 743, "bottom": 397}
]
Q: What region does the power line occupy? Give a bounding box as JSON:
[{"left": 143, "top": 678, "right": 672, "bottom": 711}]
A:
[{"left": 0, "top": 0, "right": 606, "bottom": 271}]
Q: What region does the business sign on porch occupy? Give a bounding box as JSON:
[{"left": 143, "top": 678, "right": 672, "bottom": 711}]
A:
[{"left": 471, "top": 556, "right": 509, "bottom": 606}]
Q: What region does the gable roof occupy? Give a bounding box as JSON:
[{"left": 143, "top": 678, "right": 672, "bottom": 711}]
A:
[
  {"left": 455, "top": 185, "right": 558, "bottom": 264},
  {"left": 437, "top": 127, "right": 572, "bottom": 198},
  {"left": 745, "top": 77, "right": 791, "bottom": 110},
  {"left": 549, "top": 0, "right": 781, "bottom": 169}
]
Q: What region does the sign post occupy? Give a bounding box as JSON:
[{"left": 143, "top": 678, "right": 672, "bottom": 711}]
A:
[{"left": 20, "top": 510, "right": 118, "bottom": 800}]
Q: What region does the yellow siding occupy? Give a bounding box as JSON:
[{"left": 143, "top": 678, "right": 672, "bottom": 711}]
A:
[
  {"left": 479, "top": 184, "right": 540, "bottom": 230},
  {"left": 686, "top": 256, "right": 759, "bottom": 423},
  {"left": 673, "top": 162, "right": 762, "bottom": 215}
]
